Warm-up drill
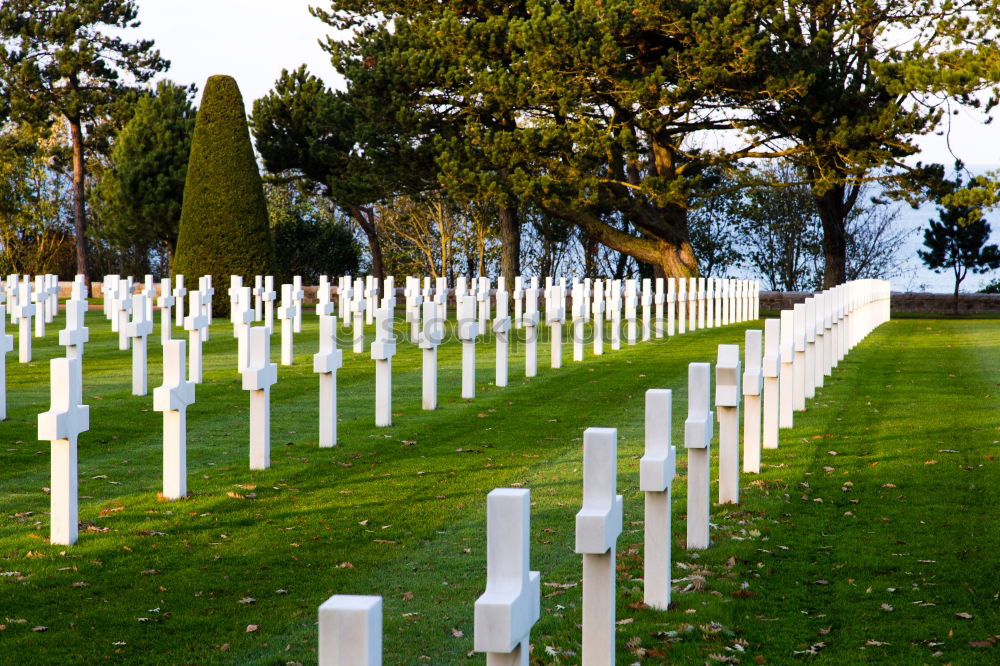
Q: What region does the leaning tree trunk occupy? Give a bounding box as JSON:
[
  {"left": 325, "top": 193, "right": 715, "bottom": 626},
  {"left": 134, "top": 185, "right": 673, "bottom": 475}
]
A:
[
  {"left": 68, "top": 116, "right": 90, "bottom": 284},
  {"left": 348, "top": 204, "right": 384, "bottom": 282}
]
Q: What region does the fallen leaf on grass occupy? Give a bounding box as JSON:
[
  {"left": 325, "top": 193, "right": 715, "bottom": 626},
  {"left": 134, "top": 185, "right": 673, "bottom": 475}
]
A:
[
  {"left": 793, "top": 642, "right": 826, "bottom": 656},
  {"left": 956, "top": 612, "right": 973, "bottom": 620},
  {"left": 32, "top": 626, "right": 47, "bottom": 632},
  {"left": 239, "top": 597, "right": 255, "bottom": 604},
  {"left": 881, "top": 603, "right": 893, "bottom": 611},
  {"left": 451, "top": 628, "right": 464, "bottom": 638},
  {"left": 246, "top": 624, "right": 259, "bottom": 632},
  {"left": 140, "top": 569, "right": 160, "bottom": 575},
  {"left": 865, "top": 639, "right": 890, "bottom": 646}
]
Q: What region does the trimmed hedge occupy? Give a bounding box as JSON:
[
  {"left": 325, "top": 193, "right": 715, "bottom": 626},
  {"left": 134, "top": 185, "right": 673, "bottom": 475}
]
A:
[{"left": 172, "top": 75, "right": 273, "bottom": 312}]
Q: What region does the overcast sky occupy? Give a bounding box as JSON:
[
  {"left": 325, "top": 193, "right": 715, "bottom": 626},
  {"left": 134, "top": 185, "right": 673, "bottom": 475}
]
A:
[{"left": 134, "top": 0, "right": 1000, "bottom": 291}]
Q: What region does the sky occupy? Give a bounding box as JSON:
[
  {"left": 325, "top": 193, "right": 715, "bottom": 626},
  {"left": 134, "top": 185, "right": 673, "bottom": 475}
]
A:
[{"left": 134, "top": 1, "right": 1000, "bottom": 292}]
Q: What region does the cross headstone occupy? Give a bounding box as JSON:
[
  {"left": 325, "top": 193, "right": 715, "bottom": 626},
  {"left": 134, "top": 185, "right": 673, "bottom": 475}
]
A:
[
  {"left": 474, "top": 488, "right": 541, "bottom": 666},
  {"left": 352, "top": 278, "right": 367, "bottom": 354},
  {"left": 278, "top": 284, "right": 297, "bottom": 366},
  {"left": 435, "top": 276, "right": 449, "bottom": 324},
  {"left": 104, "top": 274, "right": 119, "bottom": 328},
  {"left": 513, "top": 276, "right": 524, "bottom": 330},
  {"left": 228, "top": 275, "right": 243, "bottom": 337},
  {"left": 609, "top": 281, "right": 622, "bottom": 351},
  {"left": 520, "top": 286, "right": 539, "bottom": 377},
  {"left": 364, "top": 275, "right": 377, "bottom": 325},
  {"left": 742, "top": 330, "right": 763, "bottom": 473},
  {"left": 458, "top": 294, "right": 479, "bottom": 399},
  {"left": 126, "top": 293, "right": 153, "bottom": 395},
  {"left": 233, "top": 286, "right": 255, "bottom": 372},
  {"left": 685, "top": 362, "right": 713, "bottom": 549},
  {"left": 116, "top": 280, "right": 133, "bottom": 351},
  {"left": 144, "top": 274, "right": 156, "bottom": 322},
  {"left": 477, "top": 276, "right": 491, "bottom": 333},
  {"left": 371, "top": 306, "right": 396, "bottom": 427},
  {"left": 202, "top": 275, "right": 215, "bottom": 336},
  {"left": 624, "top": 279, "right": 638, "bottom": 345},
  {"left": 292, "top": 275, "right": 305, "bottom": 333},
  {"left": 676, "top": 278, "right": 687, "bottom": 334},
  {"left": 779, "top": 309, "right": 796, "bottom": 428},
  {"left": 762, "top": 318, "right": 781, "bottom": 449},
  {"left": 666, "top": 278, "right": 676, "bottom": 336},
  {"left": 60, "top": 297, "right": 89, "bottom": 362},
  {"left": 157, "top": 278, "right": 175, "bottom": 343},
  {"left": 184, "top": 290, "right": 209, "bottom": 383},
  {"left": 154, "top": 339, "right": 195, "bottom": 499},
  {"left": 5, "top": 274, "right": 17, "bottom": 324},
  {"left": 575, "top": 427, "right": 623, "bottom": 666},
  {"left": 380, "top": 275, "right": 395, "bottom": 313},
  {"left": 318, "top": 595, "right": 382, "bottom": 666},
  {"left": 546, "top": 283, "right": 564, "bottom": 369},
  {"left": 654, "top": 277, "right": 664, "bottom": 338},
  {"left": 314, "top": 314, "right": 343, "bottom": 448},
  {"left": 0, "top": 306, "right": 13, "bottom": 420},
  {"left": 717, "top": 344, "right": 741, "bottom": 504},
  {"left": 641, "top": 278, "right": 652, "bottom": 341},
  {"left": 173, "top": 275, "right": 187, "bottom": 328},
  {"left": 47, "top": 274, "right": 58, "bottom": 323},
  {"left": 696, "top": 277, "right": 706, "bottom": 329},
  {"left": 14, "top": 279, "right": 35, "bottom": 362},
  {"left": 792, "top": 303, "right": 807, "bottom": 412},
  {"left": 317, "top": 275, "right": 334, "bottom": 317},
  {"left": 688, "top": 277, "right": 698, "bottom": 331},
  {"left": 571, "top": 282, "right": 586, "bottom": 362},
  {"left": 713, "top": 277, "right": 722, "bottom": 327},
  {"left": 337, "top": 275, "right": 352, "bottom": 328},
  {"left": 38, "top": 356, "right": 89, "bottom": 545},
  {"left": 494, "top": 280, "right": 511, "bottom": 387},
  {"left": 404, "top": 276, "right": 422, "bottom": 344},
  {"left": 262, "top": 276, "right": 276, "bottom": 333},
  {"left": 419, "top": 299, "right": 442, "bottom": 410},
  {"left": 810, "top": 295, "right": 823, "bottom": 393},
  {"left": 721, "top": 279, "right": 730, "bottom": 326},
  {"left": 243, "top": 325, "right": 277, "bottom": 470},
  {"left": 33, "top": 275, "right": 46, "bottom": 338},
  {"left": 591, "top": 279, "right": 605, "bottom": 356},
  {"left": 640, "top": 389, "right": 676, "bottom": 610},
  {"left": 823, "top": 288, "right": 834, "bottom": 376},
  {"left": 254, "top": 275, "right": 265, "bottom": 321}
]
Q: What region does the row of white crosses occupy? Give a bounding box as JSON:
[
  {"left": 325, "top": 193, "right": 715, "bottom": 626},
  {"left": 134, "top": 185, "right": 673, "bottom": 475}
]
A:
[{"left": 313, "top": 279, "right": 893, "bottom": 663}]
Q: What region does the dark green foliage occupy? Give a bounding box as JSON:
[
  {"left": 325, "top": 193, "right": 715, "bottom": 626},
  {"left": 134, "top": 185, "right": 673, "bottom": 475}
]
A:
[
  {"left": 173, "top": 75, "right": 273, "bottom": 304},
  {"left": 93, "top": 80, "right": 196, "bottom": 275},
  {"left": 919, "top": 172, "right": 1000, "bottom": 310},
  {"left": 0, "top": 0, "right": 167, "bottom": 278},
  {"left": 266, "top": 182, "right": 362, "bottom": 283}
]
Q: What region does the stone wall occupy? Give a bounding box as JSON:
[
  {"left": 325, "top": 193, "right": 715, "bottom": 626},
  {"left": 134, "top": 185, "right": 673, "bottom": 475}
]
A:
[{"left": 761, "top": 290, "right": 1000, "bottom": 315}]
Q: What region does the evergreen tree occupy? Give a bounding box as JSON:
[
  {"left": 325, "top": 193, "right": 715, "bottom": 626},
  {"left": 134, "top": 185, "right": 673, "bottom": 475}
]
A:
[
  {"left": 94, "top": 81, "right": 196, "bottom": 274},
  {"left": 173, "top": 75, "right": 273, "bottom": 305},
  {"left": 919, "top": 173, "right": 1000, "bottom": 312},
  {"left": 0, "top": 1, "right": 167, "bottom": 280}
]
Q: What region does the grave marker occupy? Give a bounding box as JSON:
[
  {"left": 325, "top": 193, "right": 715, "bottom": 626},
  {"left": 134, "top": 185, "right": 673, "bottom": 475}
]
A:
[
  {"left": 762, "top": 318, "right": 781, "bottom": 448},
  {"left": 743, "top": 330, "right": 763, "bottom": 473},
  {"left": 676, "top": 278, "right": 687, "bottom": 334},
  {"left": 352, "top": 278, "right": 367, "bottom": 354},
  {"left": 654, "top": 278, "right": 664, "bottom": 338},
  {"left": 154, "top": 339, "right": 195, "bottom": 499},
  {"left": 494, "top": 282, "right": 511, "bottom": 387},
  {"left": 173, "top": 275, "right": 187, "bottom": 327},
  {"left": 314, "top": 314, "right": 343, "bottom": 447},
  {"left": 157, "top": 278, "right": 175, "bottom": 343},
  {"left": 546, "top": 283, "right": 564, "bottom": 369},
  {"left": 253, "top": 275, "right": 264, "bottom": 321},
  {"left": 666, "top": 278, "right": 676, "bottom": 336},
  {"left": 233, "top": 287, "right": 255, "bottom": 372},
  {"left": 33, "top": 275, "right": 46, "bottom": 338},
  {"left": 685, "top": 362, "right": 713, "bottom": 549},
  {"left": 571, "top": 282, "right": 585, "bottom": 362},
  {"left": 292, "top": 276, "right": 305, "bottom": 333},
  {"left": 641, "top": 278, "right": 652, "bottom": 341},
  {"left": 38, "top": 356, "right": 88, "bottom": 545},
  {"left": 419, "top": 299, "right": 442, "bottom": 410},
  {"left": 624, "top": 279, "right": 638, "bottom": 345},
  {"left": 779, "top": 309, "right": 795, "bottom": 428},
  {"left": 458, "top": 294, "right": 479, "bottom": 399},
  {"left": 263, "top": 276, "right": 276, "bottom": 333},
  {"left": 278, "top": 284, "right": 296, "bottom": 366},
  {"left": 792, "top": 303, "right": 807, "bottom": 411},
  {"left": 591, "top": 279, "right": 605, "bottom": 355},
  {"left": 14, "top": 279, "right": 34, "bottom": 362},
  {"left": 184, "top": 290, "right": 208, "bottom": 383},
  {"left": 477, "top": 276, "right": 491, "bottom": 333},
  {"left": 243, "top": 326, "right": 277, "bottom": 469},
  {"left": 126, "top": 293, "right": 153, "bottom": 395},
  {"left": 318, "top": 595, "right": 382, "bottom": 666},
  {"left": 716, "top": 344, "right": 741, "bottom": 504},
  {"left": 521, "top": 286, "right": 539, "bottom": 377},
  {"left": 371, "top": 307, "right": 396, "bottom": 426},
  {"left": 640, "top": 389, "right": 676, "bottom": 610},
  {"left": 0, "top": 306, "right": 13, "bottom": 419},
  {"left": 474, "top": 488, "right": 541, "bottom": 666},
  {"left": 575, "top": 427, "right": 623, "bottom": 666}
]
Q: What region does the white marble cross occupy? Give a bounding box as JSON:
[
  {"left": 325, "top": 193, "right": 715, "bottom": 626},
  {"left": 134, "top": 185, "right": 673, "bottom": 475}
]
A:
[
  {"left": 685, "top": 362, "right": 713, "bottom": 550},
  {"left": 184, "top": 290, "right": 209, "bottom": 383},
  {"left": 278, "top": 284, "right": 297, "bottom": 366},
  {"left": 477, "top": 276, "right": 491, "bottom": 333},
  {"left": 32, "top": 275, "right": 46, "bottom": 337},
  {"left": 512, "top": 276, "right": 524, "bottom": 330},
  {"left": 380, "top": 275, "right": 395, "bottom": 312},
  {"left": 779, "top": 309, "right": 796, "bottom": 428},
  {"left": 318, "top": 595, "right": 382, "bottom": 666},
  {"left": 654, "top": 277, "right": 665, "bottom": 338},
  {"left": 404, "top": 276, "right": 422, "bottom": 343},
  {"left": 292, "top": 275, "right": 305, "bottom": 333},
  {"left": 641, "top": 278, "right": 652, "bottom": 341},
  {"left": 263, "top": 276, "right": 276, "bottom": 333},
  {"left": 419, "top": 299, "right": 442, "bottom": 410},
  {"left": 104, "top": 274, "right": 119, "bottom": 328},
  {"left": 14, "top": 279, "right": 35, "bottom": 362},
  {"left": 591, "top": 279, "right": 605, "bottom": 356},
  {"left": 253, "top": 275, "right": 265, "bottom": 321},
  {"left": 234, "top": 286, "right": 256, "bottom": 372},
  {"left": 228, "top": 275, "right": 243, "bottom": 335},
  {"left": 352, "top": 278, "right": 367, "bottom": 354},
  {"left": 676, "top": 278, "right": 687, "bottom": 334},
  {"left": 494, "top": 283, "right": 511, "bottom": 387},
  {"left": 814, "top": 291, "right": 826, "bottom": 388},
  {"left": 743, "top": 330, "right": 763, "bottom": 473},
  {"left": 546, "top": 283, "right": 564, "bottom": 369},
  {"left": 126, "top": 293, "right": 153, "bottom": 395},
  {"left": 314, "top": 314, "right": 343, "bottom": 448},
  {"left": 806, "top": 296, "right": 819, "bottom": 397},
  {"left": 714, "top": 278, "right": 723, "bottom": 327},
  {"left": 717, "top": 344, "right": 741, "bottom": 504},
  {"left": 317, "top": 275, "right": 334, "bottom": 317},
  {"left": 197, "top": 276, "right": 212, "bottom": 342},
  {"left": 173, "top": 274, "right": 187, "bottom": 328},
  {"left": 243, "top": 326, "right": 277, "bottom": 469},
  {"left": 434, "top": 276, "right": 449, "bottom": 324},
  {"left": 705, "top": 278, "right": 715, "bottom": 328},
  {"left": 154, "top": 339, "right": 195, "bottom": 499},
  {"left": 823, "top": 288, "right": 835, "bottom": 375},
  {"left": 144, "top": 275, "right": 155, "bottom": 322},
  {"left": 624, "top": 279, "right": 638, "bottom": 345},
  {"left": 689, "top": 277, "right": 699, "bottom": 331},
  {"left": 576, "top": 427, "right": 623, "bottom": 666},
  {"left": 338, "top": 275, "right": 352, "bottom": 328},
  {"left": 793, "top": 302, "right": 807, "bottom": 411},
  {"left": 666, "top": 278, "right": 676, "bottom": 337},
  {"left": 157, "top": 278, "right": 175, "bottom": 343},
  {"left": 697, "top": 277, "right": 706, "bottom": 329},
  {"left": 640, "top": 389, "right": 676, "bottom": 610},
  {"left": 115, "top": 279, "right": 134, "bottom": 351},
  {"left": 571, "top": 282, "right": 585, "bottom": 362},
  {"left": 520, "top": 286, "right": 539, "bottom": 378},
  {"left": 364, "top": 275, "right": 377, "bottom": 325},
  {"left": 5, "top": 274, "right": 16, "bottom": 324},
  {"left": 38, "top": 356, "right": 89, "bottom": 545},
  {"left": 474, "top": 488, "right": 541, "bottom": 666},
  {"left": 371, "top": 306, "right": 396, "bottom": 427},
  {"left": 458, "top": 294, "right": 479, "bottom": 399},
  {"left": 0, "top": 306, "right": 13, "bottom": 420},
  {"left": 762, "top": 318, "right": 781, "bottom": 449}
]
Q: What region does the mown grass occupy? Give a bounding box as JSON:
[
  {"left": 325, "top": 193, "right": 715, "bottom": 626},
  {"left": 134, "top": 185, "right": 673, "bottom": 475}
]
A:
[{"left": 1, "top": 307, "right": 997, "bottom": 664}]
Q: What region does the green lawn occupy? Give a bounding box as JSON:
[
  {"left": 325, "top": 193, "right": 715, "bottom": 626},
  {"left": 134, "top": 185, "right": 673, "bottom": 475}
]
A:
[{"left": 1, "top": 309, "right": 998, "bottom": 664}]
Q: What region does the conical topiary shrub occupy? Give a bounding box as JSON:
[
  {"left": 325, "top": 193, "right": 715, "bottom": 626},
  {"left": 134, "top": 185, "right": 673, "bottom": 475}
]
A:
[{"left": 172, "top": 75, "right": 273, "bottom": 314}]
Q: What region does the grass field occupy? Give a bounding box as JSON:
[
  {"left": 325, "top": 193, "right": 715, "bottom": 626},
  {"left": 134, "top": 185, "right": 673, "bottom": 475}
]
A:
[{"left": 1, "top": 307, "right": 998, "bottom": 664}]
